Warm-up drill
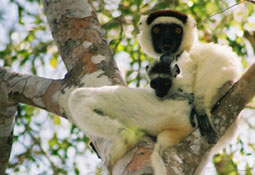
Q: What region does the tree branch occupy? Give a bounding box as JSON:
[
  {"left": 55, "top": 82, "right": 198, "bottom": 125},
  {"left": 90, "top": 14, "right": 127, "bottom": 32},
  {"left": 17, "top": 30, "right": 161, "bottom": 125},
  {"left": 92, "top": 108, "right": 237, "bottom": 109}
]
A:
[
  {"left": 0, "top": 67, "right": 66, "bottom": 174},
  {"left": 212, "top": 64, "right": 255, "bottom": 134},
  {"left": 1, "top": 0, "right": 125, "bottom": 173},
  {"left": 41, "top": 1, "right": 126, "bottom": 172},
  {"left": 0, "top": 67, "right": 17, "bottom": 174},
  {"left": 244, "top": 30, "right": 255, "bottom": 53},
  {"left": 0, "top": 67, "right": 65, "bottom": 117},
  {"left": 0, "top": 109, "right": 15, "bottom": 175}
]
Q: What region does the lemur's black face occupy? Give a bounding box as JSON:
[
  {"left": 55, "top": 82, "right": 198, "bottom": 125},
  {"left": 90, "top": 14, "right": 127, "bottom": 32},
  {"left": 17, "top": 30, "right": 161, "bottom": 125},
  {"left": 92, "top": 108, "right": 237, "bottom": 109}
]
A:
[
  {"left": 150, "top": 78, "right": 172, "bottom": 98},
  {"left": 151, "top": 23, "right": 183, "bottom": 55}
]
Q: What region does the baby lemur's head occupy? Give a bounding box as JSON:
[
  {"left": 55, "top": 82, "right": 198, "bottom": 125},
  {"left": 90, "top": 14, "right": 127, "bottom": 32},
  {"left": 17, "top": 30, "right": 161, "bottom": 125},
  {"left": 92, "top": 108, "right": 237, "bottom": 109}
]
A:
[{"left": 146, "top": 61, "right": 180, "bottom": 98}]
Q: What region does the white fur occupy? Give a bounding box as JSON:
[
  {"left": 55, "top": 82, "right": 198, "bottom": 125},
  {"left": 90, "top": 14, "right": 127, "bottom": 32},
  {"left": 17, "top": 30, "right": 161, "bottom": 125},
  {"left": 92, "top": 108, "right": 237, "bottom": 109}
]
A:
[
  {"left": 167, "top": 42, "right": 242, "bottom": 111},
  {"left": 171, "top": 51, "right": 196, "bottom": 93},
  {"left": 139, "top": 13, "right": 243, "bottom": 175},
  {"left": 67, "top": 12, "right": 243, "bottom": 175},
  {"left": 68, "top": 86, "right": 194, "bottom": 174},
  {"left": 137, "top": 15, "right": 197, "bottom": 58},
  {"left": 139, "top": 13, "right": 242, "bottom": 111},
  {"left": 190, "top": 42, "right": 242, "bottom": 112}
]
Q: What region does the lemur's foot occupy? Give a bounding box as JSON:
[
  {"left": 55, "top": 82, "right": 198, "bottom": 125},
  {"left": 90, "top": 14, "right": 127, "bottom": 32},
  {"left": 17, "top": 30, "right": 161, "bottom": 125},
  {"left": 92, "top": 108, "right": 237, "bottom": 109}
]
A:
[
  {"left": 106, "top": 128, "right": 145, "bottom": 173},
  {"left": 196, "top": 113, "right": 218, "bottom": 144}
]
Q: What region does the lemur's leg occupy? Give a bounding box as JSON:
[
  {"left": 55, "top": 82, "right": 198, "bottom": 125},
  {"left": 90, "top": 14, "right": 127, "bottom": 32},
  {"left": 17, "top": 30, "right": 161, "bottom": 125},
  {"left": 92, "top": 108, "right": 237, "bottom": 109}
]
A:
[
  {"left": 68, "top": 88, "right": 144, "bottom": 171},
  {"left": 151, "top": 130, "right": 191, "bottom": 175},
  {"left": 108, "top": 128, "right": 144, "bottom": 172}
]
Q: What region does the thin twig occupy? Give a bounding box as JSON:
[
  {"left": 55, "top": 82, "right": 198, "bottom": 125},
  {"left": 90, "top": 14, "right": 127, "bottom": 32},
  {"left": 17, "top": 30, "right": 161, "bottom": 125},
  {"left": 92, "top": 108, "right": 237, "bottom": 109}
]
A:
[
  {"left": 247, "top": 0, "right": 255, "bottom": 5},
  {"left": 203, "top": 0, "right": 248, "bottom": 22}
]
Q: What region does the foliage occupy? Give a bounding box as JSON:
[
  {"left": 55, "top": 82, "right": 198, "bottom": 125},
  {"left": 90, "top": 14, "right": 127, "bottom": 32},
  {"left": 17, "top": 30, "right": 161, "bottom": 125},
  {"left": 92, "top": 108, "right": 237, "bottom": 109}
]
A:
[
  {"left": 0, "top": 0, "right": 255, "bottom": 174},
  {"left": 214, "top": 150, "right": 238, "bottom": 175}
]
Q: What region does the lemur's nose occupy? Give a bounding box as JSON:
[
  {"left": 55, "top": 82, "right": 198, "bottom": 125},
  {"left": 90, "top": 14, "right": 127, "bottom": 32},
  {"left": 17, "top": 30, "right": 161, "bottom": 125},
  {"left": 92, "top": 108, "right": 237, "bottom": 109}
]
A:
[{"left": 162, "top": 45, "right": 172, "bottom": 51}]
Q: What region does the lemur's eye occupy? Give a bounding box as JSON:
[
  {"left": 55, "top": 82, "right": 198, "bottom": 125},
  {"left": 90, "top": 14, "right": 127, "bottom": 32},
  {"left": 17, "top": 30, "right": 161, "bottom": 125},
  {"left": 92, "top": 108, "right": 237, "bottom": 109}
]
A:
[
  {"left": 153, "top": 27, "right": 160, "bottom": 34},
  {"left": 164, "top": 82, "right": 170, "bottom": 87},
  {"left": 150, "top": 81, "right": 157, "bottom": 89},
  {"left": 175, "top": 27, "right": 182, "bottom": 34}
]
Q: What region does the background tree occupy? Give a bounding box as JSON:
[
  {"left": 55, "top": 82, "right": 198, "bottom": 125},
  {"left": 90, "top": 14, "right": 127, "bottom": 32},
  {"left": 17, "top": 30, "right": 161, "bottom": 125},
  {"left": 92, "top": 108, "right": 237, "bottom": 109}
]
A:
[{"left": 0, "top": 0, "right": 255, "bottom": 175}]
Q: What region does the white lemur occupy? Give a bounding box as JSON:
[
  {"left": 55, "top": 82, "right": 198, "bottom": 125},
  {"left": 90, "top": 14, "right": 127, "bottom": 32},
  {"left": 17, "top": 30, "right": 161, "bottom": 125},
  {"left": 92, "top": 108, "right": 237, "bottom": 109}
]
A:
[
  {"left": 68, "top": 10, "right": 242, "bottom": 175},
  {"left": 138, "top": 9, "right": 242, "bottom": 143},
  {"left": 68, "top": 86, "right": 195, "bottom": 175}
]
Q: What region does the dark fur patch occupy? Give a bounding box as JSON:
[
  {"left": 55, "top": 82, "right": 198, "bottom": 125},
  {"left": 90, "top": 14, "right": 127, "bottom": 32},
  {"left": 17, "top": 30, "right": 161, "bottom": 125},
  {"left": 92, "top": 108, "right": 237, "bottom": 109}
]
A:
[
  {"left": 149, "top": 61, "right": 171, "bottom": 75},
  {"left": 146, "top": 9, "right": 188, "bottom": 25},
  {"left": 196, "top": 113, "right": 218, "bottom": 144},
  {"left": 150, "top": 78, "right": 172, "bottom": 98}
]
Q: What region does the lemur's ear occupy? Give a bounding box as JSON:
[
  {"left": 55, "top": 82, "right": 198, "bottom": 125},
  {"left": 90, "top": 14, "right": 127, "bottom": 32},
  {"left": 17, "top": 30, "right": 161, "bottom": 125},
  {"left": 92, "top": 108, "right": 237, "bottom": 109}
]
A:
[
  {"left": 172, "top": 64, "right": 180, "bottom": 77},
  {"left": 145, "top": 65, "right": 150, "bottom": 71}
]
